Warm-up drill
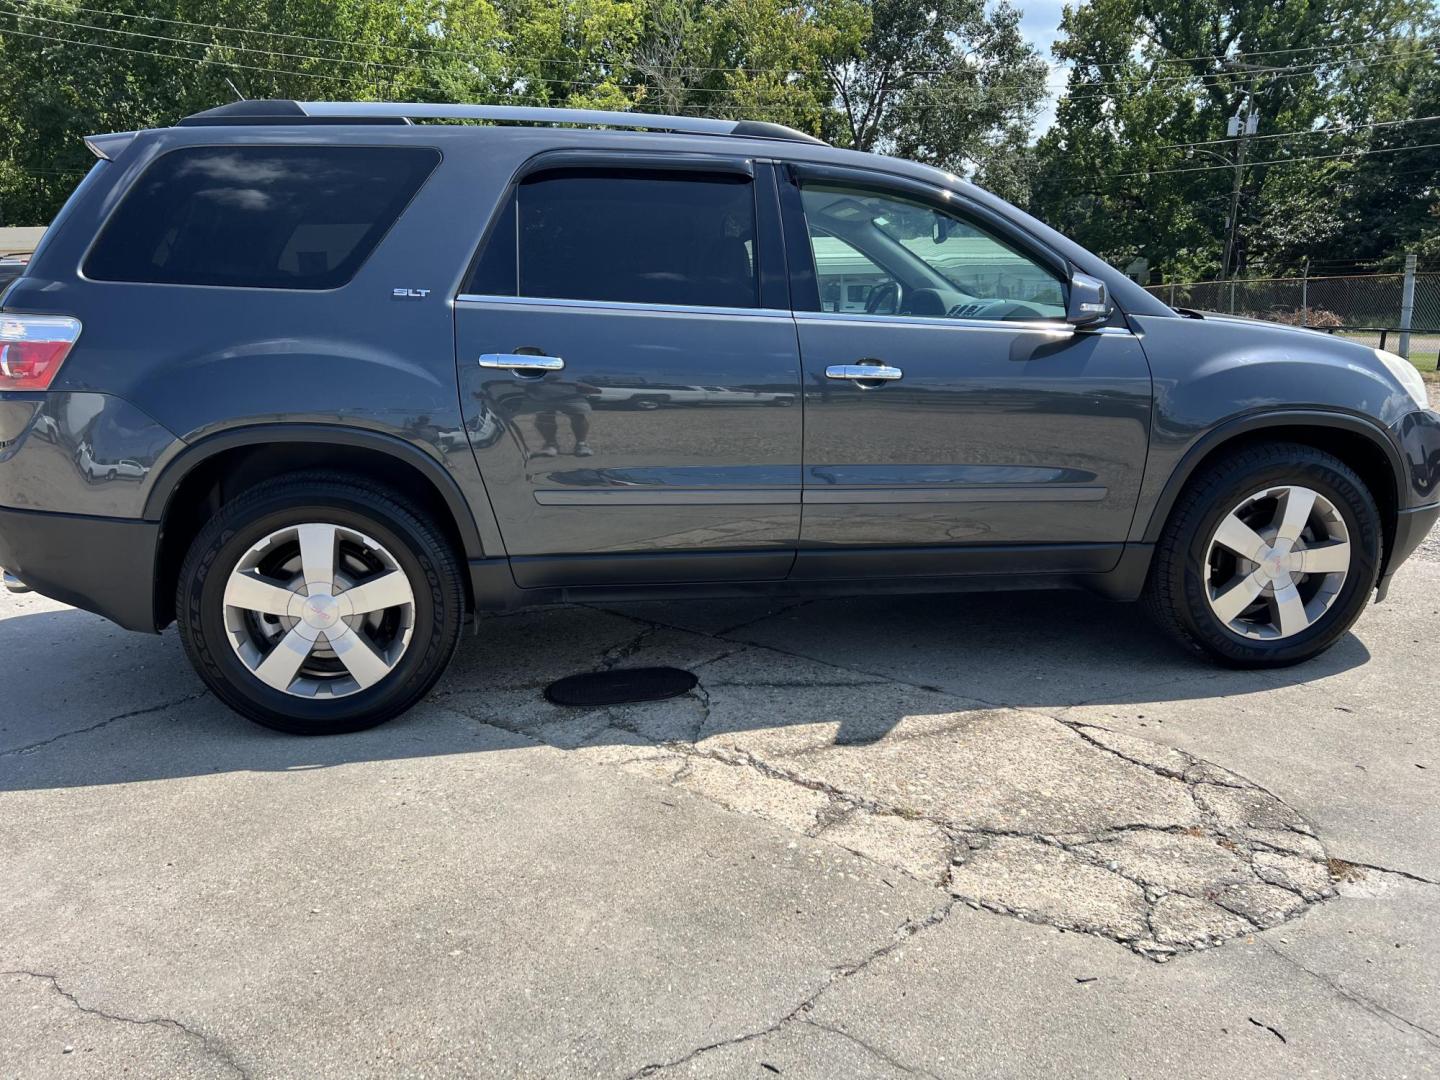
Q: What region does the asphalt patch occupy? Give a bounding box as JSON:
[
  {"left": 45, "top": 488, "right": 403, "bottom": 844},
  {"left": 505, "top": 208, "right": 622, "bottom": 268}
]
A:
[{"left": 544, "top": 666, "right": 699, "bottom": 707}]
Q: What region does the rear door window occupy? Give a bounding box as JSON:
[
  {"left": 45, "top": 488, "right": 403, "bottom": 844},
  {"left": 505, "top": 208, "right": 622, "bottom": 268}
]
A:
[
  {"left": 84, "top": 145, "right": 439, "bottom": 289},
  {"left": 469, "top": 170, "right": 759, "bottom": 309}
]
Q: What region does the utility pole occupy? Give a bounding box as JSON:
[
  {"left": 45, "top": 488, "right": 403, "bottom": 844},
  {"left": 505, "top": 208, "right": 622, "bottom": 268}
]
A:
[
  {"left": 1399, "top": 253, "right": 1418, "bottom": 359},
  {"left": 1220, "top": 103, "right": 1259, "bottom": 282},
  {"left": 1218, "top": 59, "right": 1285, "bottom": 283},
  {"left": 1301, "top": 257, "right": 1310, "bottom": 326}
]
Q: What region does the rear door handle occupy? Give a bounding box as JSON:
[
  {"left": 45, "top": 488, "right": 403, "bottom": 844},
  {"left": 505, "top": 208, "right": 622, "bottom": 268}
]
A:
[
  {"left": 825, "top": 363, "right": 903, "bottom": 382},
  {"left": 479, "top": 353, "right": 565, "bottom": 373}
]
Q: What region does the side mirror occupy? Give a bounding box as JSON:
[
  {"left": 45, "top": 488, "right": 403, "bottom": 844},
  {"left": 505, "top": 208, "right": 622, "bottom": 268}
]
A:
[{"left": 1066, "top": 271, "right": 1113, "bottom": 328}]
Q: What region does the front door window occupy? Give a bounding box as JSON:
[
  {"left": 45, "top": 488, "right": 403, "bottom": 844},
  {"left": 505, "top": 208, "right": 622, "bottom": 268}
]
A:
[{"left": 799, "top": 184, "right": 1066, "bottom": 322}]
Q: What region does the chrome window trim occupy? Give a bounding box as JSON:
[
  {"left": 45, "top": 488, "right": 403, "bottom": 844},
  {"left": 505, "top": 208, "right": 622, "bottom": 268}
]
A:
[
  {"left": 455, "top": 293, "right": 1134, "bottom": 332},
  {"left": 455, "top": 293, "right": 792, "bottom": 319},
  {"left": 795, "top": 309, "right": 1133, "bottom": 336}
]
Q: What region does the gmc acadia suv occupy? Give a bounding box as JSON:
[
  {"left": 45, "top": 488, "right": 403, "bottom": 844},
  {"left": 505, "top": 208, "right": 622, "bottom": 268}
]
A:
[{"left": 1, "top": 99, "right": 1436, "bottom": 734}]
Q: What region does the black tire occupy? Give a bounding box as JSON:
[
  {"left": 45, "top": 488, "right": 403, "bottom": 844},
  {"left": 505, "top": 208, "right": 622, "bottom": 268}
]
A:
[
  {"left": 176, "top": 472, "right": 465, "bottom": 734},
  {"left": 1144, "top": 442, "right": 1381, "bottom": 668}
]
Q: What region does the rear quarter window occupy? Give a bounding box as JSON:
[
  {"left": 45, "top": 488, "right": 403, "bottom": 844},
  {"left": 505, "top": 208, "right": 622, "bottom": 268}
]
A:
[{"left": 84, "top": 145, "right": 439, "bottom": 289}]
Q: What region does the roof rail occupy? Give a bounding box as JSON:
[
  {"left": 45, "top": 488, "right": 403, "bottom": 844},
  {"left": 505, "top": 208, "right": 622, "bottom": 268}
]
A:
[{"left": 178, "top": 99, "right": 827, "bottom": 145}]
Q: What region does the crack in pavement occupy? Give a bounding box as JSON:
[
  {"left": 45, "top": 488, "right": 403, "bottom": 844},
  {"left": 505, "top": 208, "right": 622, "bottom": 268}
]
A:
[
  {"left": 1331, "top": 859, "right": 1440, "bottom": 889},
  {"left": 542, "top": 607, "right": 1358, "bottom": 959},
  {"left": 801, "top": 1018, "right": 944, "bottom": 1079},
  {"left": 0, "top": 691, "right": 209, "bottom": 757},
  {"left": 1256, "top": 941, "right": 1440, "bottom": 1049},
  {"left": 622, "top": 900, "right": 956, "bottom": 1079},
  {"left": 3, "top": 970, "right": 249, "bottom": 1078},
  {"left": 1058, "top": 720, "right": 1252, "bottom": 790}
]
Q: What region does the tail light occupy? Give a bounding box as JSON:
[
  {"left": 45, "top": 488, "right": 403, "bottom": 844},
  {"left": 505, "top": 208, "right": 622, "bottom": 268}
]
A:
[{"left": 0, "top": 315, "right": 82, "bottom": 390}]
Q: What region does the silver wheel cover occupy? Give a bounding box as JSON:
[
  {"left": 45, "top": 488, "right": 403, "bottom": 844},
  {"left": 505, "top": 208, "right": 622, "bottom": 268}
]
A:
[
  {"left": 222, "top": 523, "right": 416, "bottom": 698},
  {"left": 1204, "top": 485, "right": 1352, "bottom": 641}
]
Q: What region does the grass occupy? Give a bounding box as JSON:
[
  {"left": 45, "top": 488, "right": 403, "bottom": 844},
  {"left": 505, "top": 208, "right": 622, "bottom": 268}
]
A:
[{"left": 1334, "top": 334, "right": 1438, "bottom": 373}]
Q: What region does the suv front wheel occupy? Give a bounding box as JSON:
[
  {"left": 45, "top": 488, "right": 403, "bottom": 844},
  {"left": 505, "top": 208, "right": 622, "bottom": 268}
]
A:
[
  {"left": 1145, "top": 442, "right": 1381, "bottom": 667},
  {"left": 176, "top": 473, "right": 465, "bottom": 734}
]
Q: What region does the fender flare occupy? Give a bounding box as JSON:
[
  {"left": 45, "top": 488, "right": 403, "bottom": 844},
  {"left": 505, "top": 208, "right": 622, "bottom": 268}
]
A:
[
  {"left": 143, "top": 423, "right": 489, "bottom": 559},
  {"left": 1139, "top": 408, "right": 1405, "bottom": 544}
]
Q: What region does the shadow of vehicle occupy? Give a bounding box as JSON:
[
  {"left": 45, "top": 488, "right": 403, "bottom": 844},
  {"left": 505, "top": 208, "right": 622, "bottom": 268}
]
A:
[{"left": 0, "top": 589, "right": 1369, "bottom": 794}]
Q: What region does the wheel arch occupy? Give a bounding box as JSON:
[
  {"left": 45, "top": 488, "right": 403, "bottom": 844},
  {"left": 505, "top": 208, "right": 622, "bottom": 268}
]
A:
[
  {"left": 1141, "top": 410, "right": 1403, "bottom": 574},
  {"left": 146, "top": 425, "right": 487, "bottom": 629}
]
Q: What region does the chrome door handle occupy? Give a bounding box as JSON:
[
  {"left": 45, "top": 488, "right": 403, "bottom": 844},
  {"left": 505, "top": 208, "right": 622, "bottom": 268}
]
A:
[
  {"left": 479, "top": 353, "right": 565, "bottom": 372},
  {"left": 825, "top": 363, "right": 903, "bottom": 382}
]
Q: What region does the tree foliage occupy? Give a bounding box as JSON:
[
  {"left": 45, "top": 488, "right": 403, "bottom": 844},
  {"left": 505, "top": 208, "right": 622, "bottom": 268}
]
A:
[
  {"left": 0, "top": 0, "right": 1045, "bottom": 224},
  {"left": 3, "top": 0, "right": 1434, "bottom": 280},
  {"left": 1027, "top": 0, "right": 1440, "bottom": 279},
  {"left": 819, "top": 0, "right": 1047, "bottom": 202}
]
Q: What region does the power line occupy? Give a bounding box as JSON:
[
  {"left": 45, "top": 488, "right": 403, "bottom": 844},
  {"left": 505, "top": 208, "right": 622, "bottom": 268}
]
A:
[
  {"left": 4, "top": 0, "right": 1028, "bottom": 80},
  {"left": 2, "top": 4, "right": 1432, "bottom": 126},
  {"left": 0, "top": 13, "right": 1057, "bottom": 112},
  {"left": 0, "top": 4, "right": 1062, "bottom": 107},
  {"left": 6, "top": 0, "right": 1433, "bottom": 94},
  {"left": 0, "top": 3, "right": 1052, "bottom": 105},
  {"left": 0, "top": 3, "right": 428, "bottom": 75},
  {"left": 1054, "top": 47, "right": 1437, "bottom": 108},
  {"left": 1078, "top": 34, "right": 1436, "bottom": 72},
  {"left": 0, "top": 23, "right": 433, "bottom": 89},
  {"left": 1112, "top": 140, "right": 1440, "bottom": 178},
  {"left": 1157, "top": 113, "right": 1440, "bottom": 151}
]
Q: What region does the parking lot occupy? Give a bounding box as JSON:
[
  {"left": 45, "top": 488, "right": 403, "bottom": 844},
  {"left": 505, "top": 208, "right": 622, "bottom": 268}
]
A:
[{"left": 3, "top": 527, "right": 1438, "bottom": 1078}]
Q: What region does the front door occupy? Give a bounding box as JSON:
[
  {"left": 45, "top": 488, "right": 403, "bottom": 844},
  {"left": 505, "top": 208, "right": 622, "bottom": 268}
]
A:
[
  {"left": 779, "top": 167, "right": 1153, "bottom": 578},
  {"left": 456, "top": 157, "right": 802, "bottom": 587}
]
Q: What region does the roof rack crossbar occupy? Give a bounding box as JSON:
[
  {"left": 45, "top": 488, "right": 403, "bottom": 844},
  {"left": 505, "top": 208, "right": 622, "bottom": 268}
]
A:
[{"left": 177, "top": 99, "right": 826, "bottom": 145}]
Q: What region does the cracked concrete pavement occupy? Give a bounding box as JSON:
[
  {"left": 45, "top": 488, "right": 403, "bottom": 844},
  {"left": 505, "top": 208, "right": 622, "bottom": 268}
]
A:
[{"left": 2, "top": 532, "right": 1438, "bottom": 1077}]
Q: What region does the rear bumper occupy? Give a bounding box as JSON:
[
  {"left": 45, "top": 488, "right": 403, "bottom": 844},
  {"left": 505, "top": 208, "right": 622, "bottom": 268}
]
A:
[
  {"left": 1377, "top": 500, "right": 1440, "bottom": 601},
  {"left": 0, "top": 504, "right": 159, "bottom": 631}
]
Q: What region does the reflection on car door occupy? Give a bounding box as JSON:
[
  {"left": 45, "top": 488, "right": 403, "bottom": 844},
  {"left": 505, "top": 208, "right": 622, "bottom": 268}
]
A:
[
  {"left": 779, "top": 165, "right": 1153, "bottom": 579},
  {"left": 455, "top": 158, "right": 802, "bottom": 587}
]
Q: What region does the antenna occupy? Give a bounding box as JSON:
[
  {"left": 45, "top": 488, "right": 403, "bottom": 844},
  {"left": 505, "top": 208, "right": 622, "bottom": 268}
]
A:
[{"left": 224, "top": 78, "right": 246, "bottom": 102}]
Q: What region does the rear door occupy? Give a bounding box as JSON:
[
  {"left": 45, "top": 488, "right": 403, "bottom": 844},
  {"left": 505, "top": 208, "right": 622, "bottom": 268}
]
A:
[
  {"left": 778, "top": 164, "right": 1153, "bottom": 578},
  {"left": 455, "top": 155, "right": 801, "bottom": 587}
]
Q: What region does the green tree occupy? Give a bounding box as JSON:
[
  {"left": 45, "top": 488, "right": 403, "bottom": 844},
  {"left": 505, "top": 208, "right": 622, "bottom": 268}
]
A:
[
  {"left": 1029, "top": 0, "right": 1439, "bottom": 280},
  {"left": 816, "top": 0, "right": 1049, "bottom": 202},
  {"left": 2, "top": 0, "right": 1082, "bottom": 231},
  {"left": 0, "top": 0, "right": 512, "bottom": 225}
]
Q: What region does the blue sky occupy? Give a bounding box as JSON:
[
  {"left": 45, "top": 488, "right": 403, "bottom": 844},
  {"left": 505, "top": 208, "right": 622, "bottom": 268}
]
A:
[{"left": 1018, "top": 0, "right": 1071, "bottom": 137}]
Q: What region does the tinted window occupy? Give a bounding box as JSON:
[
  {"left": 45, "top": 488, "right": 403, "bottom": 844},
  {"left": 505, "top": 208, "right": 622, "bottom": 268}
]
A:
[
  {"left": 472, "top": 171, "right": 758, "bottom": 309},
  {"left": 800, "top": 184, "right": 1065, "bottom": 320},
  {"left": 85, "top": 145, "right": 439, "bottom": 289}
]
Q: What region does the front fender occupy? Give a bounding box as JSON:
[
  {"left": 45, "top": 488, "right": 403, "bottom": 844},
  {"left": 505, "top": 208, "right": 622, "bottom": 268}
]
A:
[{"left": 1130, "top": 314, "right": 1422, "bottom": 542}]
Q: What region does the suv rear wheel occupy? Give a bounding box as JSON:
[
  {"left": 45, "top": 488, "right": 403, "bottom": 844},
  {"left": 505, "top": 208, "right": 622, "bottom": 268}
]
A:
[
  {"left": 1145, "top": 442, "right": 1381, "bottom": 667},
  {"left": 176, "top": 473, "right": 464, "bottom": 734}
]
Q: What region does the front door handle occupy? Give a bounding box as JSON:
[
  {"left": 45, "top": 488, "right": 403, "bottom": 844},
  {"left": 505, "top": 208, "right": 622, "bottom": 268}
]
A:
[
  {"left": 479, "top": 353, "right": 565, "bottom": 373},
  {"left": 825, "top": 363, "right": 903, "bottom": 382}
]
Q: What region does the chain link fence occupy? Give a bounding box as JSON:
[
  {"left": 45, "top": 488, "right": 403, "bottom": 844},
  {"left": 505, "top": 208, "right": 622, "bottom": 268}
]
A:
[{"left": 1146, "top": 273, "right": 1440, "bottom": 371}]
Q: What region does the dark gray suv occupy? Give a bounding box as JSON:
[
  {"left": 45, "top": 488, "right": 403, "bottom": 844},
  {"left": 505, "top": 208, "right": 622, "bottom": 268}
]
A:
[{"left": 1, "top": 99, "right": 1436, "bottom": 734}]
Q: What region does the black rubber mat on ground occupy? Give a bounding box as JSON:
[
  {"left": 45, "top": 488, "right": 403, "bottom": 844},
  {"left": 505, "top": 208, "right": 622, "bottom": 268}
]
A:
[{"left": 544, "top": 667, "right": 699, "bottom": 707}]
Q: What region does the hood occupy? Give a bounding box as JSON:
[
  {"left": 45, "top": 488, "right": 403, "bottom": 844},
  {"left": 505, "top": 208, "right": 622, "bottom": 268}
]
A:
[
  {"left": 1132, "top": 308, "right": 1431, "bottom": 419},
  {"left": 1176, "top": 309, "right": 1391, "bottom": 364},
  {"left": 1184, "top": 309, "right": 1337, "bottom": 337}
]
